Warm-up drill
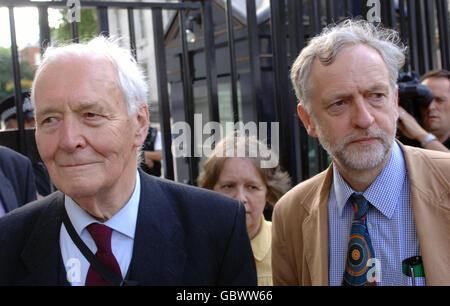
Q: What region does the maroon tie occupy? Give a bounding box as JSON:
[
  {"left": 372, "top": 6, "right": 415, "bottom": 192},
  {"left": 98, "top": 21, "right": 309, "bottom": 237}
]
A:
[{"left": 85, "top": 223, "right": 122, "bottom": 286}]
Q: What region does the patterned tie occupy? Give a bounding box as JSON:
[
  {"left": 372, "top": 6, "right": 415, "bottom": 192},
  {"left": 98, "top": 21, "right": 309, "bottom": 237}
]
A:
[
  {"left": 85, "top": 223, "right": 123, "bottom": 286},
  {"left": 343, "top": 193, "right": 377, "bottom": 286}
]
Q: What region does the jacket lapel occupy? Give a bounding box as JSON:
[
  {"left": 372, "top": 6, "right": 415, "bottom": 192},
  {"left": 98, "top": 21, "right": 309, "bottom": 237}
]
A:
[
  {"left": 19, "top": 192, "right": 69, "bottom": 285},
  {"left": 303, "top": 166, "right": 333, "bottom": 286},
  {"left": 126, "top": 171, "right": 187, "bottom": 285},
  {"left": 401, "top": 144, "right": 450, "bottom": 285}
]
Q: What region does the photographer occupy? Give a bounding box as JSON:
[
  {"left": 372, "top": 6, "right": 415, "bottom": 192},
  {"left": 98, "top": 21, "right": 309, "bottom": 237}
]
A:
[{"left": 398, "top": 69, "right": 449, "bottom": 152}]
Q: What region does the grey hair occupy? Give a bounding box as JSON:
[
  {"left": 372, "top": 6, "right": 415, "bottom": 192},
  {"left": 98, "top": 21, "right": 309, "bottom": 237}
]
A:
[
  {"left": 290, "top": 19, "right": 407, "bottom": 114},
  {"left": 31, "top": 35, "right": 148, "bottom": 115}
]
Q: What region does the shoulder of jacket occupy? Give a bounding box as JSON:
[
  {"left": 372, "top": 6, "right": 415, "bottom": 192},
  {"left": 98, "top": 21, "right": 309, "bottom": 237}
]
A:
[
  {"left": 401, "top": 144, "right": 450, "bottom": 182},
  {"left": 0, "top": 192, "right": 62, "bottom": 235},
  {"left": 0, "top": 145, "right": 30, "bottom": 164},
  {"left": 274, "top": 169, "right": 330, "bottom": 217},
  {"left": 142, "top": 172, "right": 241, "bottom": 213}
]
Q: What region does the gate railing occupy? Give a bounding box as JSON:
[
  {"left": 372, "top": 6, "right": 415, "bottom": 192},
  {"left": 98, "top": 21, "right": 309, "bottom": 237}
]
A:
[{"left": 0, "top": 0, "right": 449, "bottom": 185}]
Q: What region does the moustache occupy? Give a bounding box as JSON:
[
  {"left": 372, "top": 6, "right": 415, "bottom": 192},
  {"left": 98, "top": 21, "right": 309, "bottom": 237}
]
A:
[{"left": 342, "top": 129, "right": 386, "bottom": 146}]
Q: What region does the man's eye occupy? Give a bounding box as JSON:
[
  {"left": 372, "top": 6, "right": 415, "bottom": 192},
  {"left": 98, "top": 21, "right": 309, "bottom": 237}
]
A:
[
  {"left": 371, "top": 93, "right": 384, "bottom": 99},
  {"left": 42, "top": 117, "right": 56, "bottom": 124},
  {"left": 330, "top": 100, "right": 345, "bottom": 109},
  {"left": 85, "top": 112, "right": 98, "bottom": 118}
]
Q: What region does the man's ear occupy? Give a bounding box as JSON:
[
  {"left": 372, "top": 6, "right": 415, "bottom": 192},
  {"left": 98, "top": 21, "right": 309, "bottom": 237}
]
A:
[
  {"left": 134, "top": 102, "right": 150, "bottom": 147},
  {"left": 297, "top": 103, "right": 318, "bottom": 138}
]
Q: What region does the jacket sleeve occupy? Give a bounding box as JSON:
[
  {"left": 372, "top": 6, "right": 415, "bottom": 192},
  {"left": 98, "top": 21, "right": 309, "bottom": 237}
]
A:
[
  {"left": 217, "top": 203, "right": 257, "bottom": 286},
  {"left": 272, "top": 203, "right": 299, "bottom": 285},
  {"left": 0, "top": 146, "right": 37, "bottom": 207}
]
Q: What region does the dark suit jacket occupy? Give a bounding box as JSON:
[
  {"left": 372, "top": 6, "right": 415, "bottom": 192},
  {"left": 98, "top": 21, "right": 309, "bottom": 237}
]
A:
[
  {"left": 0, "top": 170, "right": 257, "bottom": 285},
  {"left": 0, "top": 146, "right": 37, "bottom": 213}
]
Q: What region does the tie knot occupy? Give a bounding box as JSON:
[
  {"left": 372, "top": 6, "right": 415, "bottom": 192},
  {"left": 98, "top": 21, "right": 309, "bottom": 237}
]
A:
[
  {"left": 349, "top": 193, "right": 369, "bottom": 219},
  {"left": 86, "top": 223, "right": 113, "bottom": 253}
]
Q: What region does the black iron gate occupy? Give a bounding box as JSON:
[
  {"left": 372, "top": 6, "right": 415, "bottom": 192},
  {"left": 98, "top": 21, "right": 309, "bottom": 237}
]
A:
[{"left": 0, "top": 0, "right": 449, "bottom": 186}]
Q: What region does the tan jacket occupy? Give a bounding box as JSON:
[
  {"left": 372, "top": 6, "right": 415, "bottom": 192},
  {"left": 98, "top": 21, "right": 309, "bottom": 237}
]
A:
[{"left": 272, "top": 142, "right": 450, "bottom": 285}]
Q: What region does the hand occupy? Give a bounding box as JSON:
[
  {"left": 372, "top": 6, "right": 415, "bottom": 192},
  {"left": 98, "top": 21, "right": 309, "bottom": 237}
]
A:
[
  {"left": 144, "top": 151, "right": 155, "bottom": 169},
  {"left": 397, "top": 106, "right": 428, "bottom": 142},
  {"left": 398, "top": 107, "right": 449, "bottom": 152}
]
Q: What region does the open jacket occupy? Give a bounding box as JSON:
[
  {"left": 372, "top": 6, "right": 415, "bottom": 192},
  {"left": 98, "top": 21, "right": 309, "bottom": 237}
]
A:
[
  {"left": 0, "top": 170, "right": 257, "bottom": 285},
  {"left": 0, "top": 146, "right": 37, "bottom": 212},
  {"left": 272, "top": 142, "right": 450, "bottom": 285}
]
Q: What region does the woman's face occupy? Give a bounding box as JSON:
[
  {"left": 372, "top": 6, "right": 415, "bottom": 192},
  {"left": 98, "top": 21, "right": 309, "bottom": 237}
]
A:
[{"left": 213, "top": 158, "right": 268, "bottom": 239}]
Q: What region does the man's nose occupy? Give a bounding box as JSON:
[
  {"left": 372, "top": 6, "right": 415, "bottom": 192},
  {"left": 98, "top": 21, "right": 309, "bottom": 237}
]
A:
[
  {"left": 352, "top": 99, "right": 375, "bottom": 129},
  {"left": 59, "top": 118, "right": 86, "bottom": 152},
  {"left": 428, "top": 99, "right": 437, "bottom": 111}
]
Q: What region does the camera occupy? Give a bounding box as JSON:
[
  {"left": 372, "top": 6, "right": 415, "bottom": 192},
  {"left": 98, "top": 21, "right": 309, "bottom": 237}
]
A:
[
  {"left": 396, "top": 71, "right": 434, "bottom": 146},
  {"left": 397, "top": 71, "right": 434, "bottom": 124}
]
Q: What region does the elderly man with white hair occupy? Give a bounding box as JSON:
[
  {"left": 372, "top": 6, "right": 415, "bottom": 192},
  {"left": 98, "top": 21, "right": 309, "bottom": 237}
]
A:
[{"left": 0, "top": 36, "right": 256, "bottom": 286}]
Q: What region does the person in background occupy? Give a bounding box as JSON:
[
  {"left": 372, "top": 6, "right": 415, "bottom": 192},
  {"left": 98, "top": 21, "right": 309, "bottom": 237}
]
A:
[
  {"left": 0, "top": 36, "right": 257, "bottom": 286},
  {"left": 420, "top": 70, "right": 450, "bottom": 148},
  {"left": 400, "top": 69, "right": 450, "bottom": 150},
  {"left": 140, "top": 126, "right": 163, "bottom": 177},
  {"left": 0, "top": 91, "right": 36, "bottom": 130},
  {"left": 0, "top": 91, "right": 54, "bottom": 197},
  {"left": 198, "top": 134, "right": 291, "bottom": 286},
  {"left": 398, "top": 69, "right": 450, "bottom": 151},
  {"left": 0, "top": 145, "right": 37, "bottom": 217},
  {"left": 273, "top": 19, "right": 450, "bottom": 286}
]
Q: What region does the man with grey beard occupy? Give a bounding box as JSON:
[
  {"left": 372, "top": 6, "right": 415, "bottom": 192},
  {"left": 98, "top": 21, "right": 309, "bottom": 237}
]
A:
[{"left": 271, "top": 20, "right": 450, "bottom": 286}]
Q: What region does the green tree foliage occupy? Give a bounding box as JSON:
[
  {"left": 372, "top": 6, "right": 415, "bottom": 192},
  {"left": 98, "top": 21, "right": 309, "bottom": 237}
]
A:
[
  {"left": 51, "top": 8, "right": 98, "bottom": 43},
  {"left": 0, "top": 47, "right": 34, "bottom": 101}
]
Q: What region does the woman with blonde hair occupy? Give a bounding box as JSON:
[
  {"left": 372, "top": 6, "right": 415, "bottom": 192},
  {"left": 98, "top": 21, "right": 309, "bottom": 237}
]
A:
[{"left": 198, "top": 134, "right": 291, "bottom": 285}]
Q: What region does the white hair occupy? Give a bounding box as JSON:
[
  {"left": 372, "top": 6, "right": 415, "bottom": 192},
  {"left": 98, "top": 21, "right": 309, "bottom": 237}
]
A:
[
  {"left": 31, "top": 35, "right": 148, "bottom": 115},
  {"left": 291, "top": 19, "right": 407, "bottom": 114}
]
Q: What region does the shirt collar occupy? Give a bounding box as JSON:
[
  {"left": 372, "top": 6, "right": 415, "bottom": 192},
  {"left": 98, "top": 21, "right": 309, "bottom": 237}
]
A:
[
  {"left": 250, "top": 215, "right": 272, "bottom": 262},
  {"left": 64, "top": 170, "right": 141, "bottom": 239},
  {"left": 332, "top": 141, "right": 406, "bottom": 219}
]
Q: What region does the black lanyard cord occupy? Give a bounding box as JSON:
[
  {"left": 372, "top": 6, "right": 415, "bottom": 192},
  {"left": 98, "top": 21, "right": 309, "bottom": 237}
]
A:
[{"left": 61, "top": 205, "right": 124, "bottom": 286}]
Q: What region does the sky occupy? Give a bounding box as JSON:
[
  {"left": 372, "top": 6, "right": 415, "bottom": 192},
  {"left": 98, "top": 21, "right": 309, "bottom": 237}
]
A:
[{"left": 0, "top": 7, "right": 62, "bottom": 49}]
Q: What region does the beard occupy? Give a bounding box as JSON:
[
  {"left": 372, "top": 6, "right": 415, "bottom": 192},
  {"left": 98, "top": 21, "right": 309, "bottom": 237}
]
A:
[{"left": 314, "top": 119, "right": 397, "bottom": 171}]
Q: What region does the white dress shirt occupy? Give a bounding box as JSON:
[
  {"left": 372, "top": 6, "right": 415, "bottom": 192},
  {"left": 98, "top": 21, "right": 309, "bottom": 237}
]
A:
[{"left": 60, "top": 171, "right": 141, "bottom": 286}]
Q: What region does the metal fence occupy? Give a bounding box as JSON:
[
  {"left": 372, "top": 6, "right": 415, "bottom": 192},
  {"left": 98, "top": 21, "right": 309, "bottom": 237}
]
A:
[{"left": 0, "top": 0, "right": 449, "bottom": 186}]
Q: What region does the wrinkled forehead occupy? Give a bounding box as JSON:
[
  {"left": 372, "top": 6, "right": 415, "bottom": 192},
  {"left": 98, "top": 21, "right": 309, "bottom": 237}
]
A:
[
  {"left": 35, "top": 54, "right": 119, "bottom": 94},
  {"left": 33, "top": 53, "right": 119, "bottom": 97},
  {"left": 38, "top": 53, "right": 117, "bottom": 81},
  {"left": 32, "top": 54, "right": 127, "bottom": 115}
]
